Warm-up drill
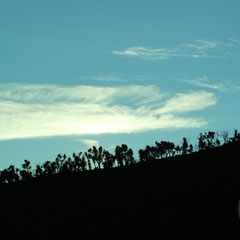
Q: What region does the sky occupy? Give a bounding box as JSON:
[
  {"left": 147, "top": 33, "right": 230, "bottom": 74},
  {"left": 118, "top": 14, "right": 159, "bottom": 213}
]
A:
[{"left": 0, "top": 0, "right": 240, "bottom": 170}]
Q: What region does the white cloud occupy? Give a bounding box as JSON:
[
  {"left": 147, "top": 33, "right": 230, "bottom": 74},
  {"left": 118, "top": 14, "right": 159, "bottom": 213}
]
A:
[
  {"left": 78, "top": 139, "right": 99, "bottom": 148},
  {"left": 83, "top": 74, "right": 127, "bottom": 82},
  {"left": 112, "top": 47, "right": 180, "bottom": 59},
  {"left": 0, "top": 83, "right": 164, "bottom": 105},
  {"left": 182, "top": 76, "right": 240, "bottom": 92},
  {"left": 112, "top": 39, "right": 239, "bottom": 60},
  {"left": 155, "top": 91, "right": 217, "bottom": 114},
  {"left": 0, "top": 83, "right": 217, "bottom": 140},
  {"left": 229, "top": 38, "right": 240, "bottom": 44}
]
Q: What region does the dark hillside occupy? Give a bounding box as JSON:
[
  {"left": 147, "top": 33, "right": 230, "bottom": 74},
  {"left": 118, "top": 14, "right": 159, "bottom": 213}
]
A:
[{"left": 0, "top": 141, "right": 240, "bottom": 239}]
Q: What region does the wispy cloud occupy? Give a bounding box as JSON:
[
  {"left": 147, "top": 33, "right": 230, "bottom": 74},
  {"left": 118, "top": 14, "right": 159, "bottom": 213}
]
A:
[
  {"left": 0, "top": 83, "right": 217, "bottom": 140},
  {"left": 155, "top": 91, "right": 217, "bottom": 114},
  {"left": 0, "top": 83, "right": 164, "bottom": 105},
  {"left": 181, "top": 76, "right": 240, "bottom": 92},
  {"left": 112, "top": 39, "right": 239, "bottom": 60},
  {"left": 81, "top": 74, "right": 127, "bottom": 82},
  {"left": 78, "top": 139, "right": 99, "bottom": 148},
  {"left": 112, "top": 47, "right": 179, "bottom": 60}
]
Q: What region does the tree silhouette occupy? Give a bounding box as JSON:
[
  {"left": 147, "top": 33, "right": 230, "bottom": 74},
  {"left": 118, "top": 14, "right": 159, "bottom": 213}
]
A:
[
  {"left": 9, "top": 165, "right": 20, "bottom": 183},
  {"left": 124, "top": 148, "right": 135, "bottom": 166},
  {"left": 54, "top": 154, "right": 66, "bottom": 173},
  {"left": 167, "top": 142, "right": 176, "bottom": 157},
  {"left": 20, "top": 160, "right": 32, "bottom": 181},
  {"left": 230, "top": 129, "right": 240, "bottom": 142},
  {"left": 139, "top": 148, "right": 148, "bottom": 162},
  {"left": 198, "top": 133, "right": 206, "bottom": 151},
  {"left": 85, "top": 148, "right": 96, "bottom": 169},
  {"left": 115, "top": 145, "right": 124, "bottom": 167},
  {"left": 0, "top": 165, "right": 19, "bottom": 183},
  {"left": 102, "top": 150, "right": 115, "bottom": 169},
  {"left": 181, "top": 138, "right": 188, "bottom": 155},
  {"left": 87, "top": 158, "right": 92, "bottom": 170},
  {"left": 85, "top": 146, "right": 104, "bottom": 169},
  {"left": 0, "top": 169, "right": 8, "bottom": 183},
  {"left": 115, "top": 144, "right": 135, "bottom": 167},
  {"left": 35, "top": 164, "right": 43, "bottom": 177},
  {"left": 155, "top": 141, "right": 167, "bottom": 159},
  {"left": 188, "top": 144, "right": 194, "bottom": 154},
  {"left": 73, "top": 152, "right": 87, "bottom": 172},
  {"left": 42, "top": 161, "right": 53, "bottom": 175},
  {"left": 154, "top": 141, "right": 176, "bottom": 159},
  {"left": 139, "top": 145, "right": 160, "bottom": 162},
  {"left": 221, "top": 131, "right": 229, "bottom": 144},
  {"left": 198, "top": 131, "right": 222, "bottom": 151},
  {"left": 95, "top": 146, "right": 104, "bottom": 169},
  {"left": 61, "top": 157, "right": 75, "bottom": 173},
  {"left": 174, "top": 145, "right": 181, "bottom": 155},
  {"left": 148, "top": 145, "right": 158, "bottom": 160},
  {"left": 206, "top": 131, "right": 216, "bottom": 148}
]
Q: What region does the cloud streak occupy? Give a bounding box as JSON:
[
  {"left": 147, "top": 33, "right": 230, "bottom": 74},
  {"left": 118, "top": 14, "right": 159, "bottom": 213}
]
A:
[
  {"left": 82, "top": 75, "right": 127, "bottom": 82},
  {"left": 0, "top": 83, "right": 217, "bottom": 140},
  {"left": 182, "top": 76, "right": 240, "bottom": 92},
  {"left": 78, "top": 139, "right": 99, "bottom": 148},
  {"left": 0, "top": 83, "right": 164, "bottom": 105},
  {"left": 155, "top": 91, "right": 217, "bottom": 114},
  {"left": 112, "top": 39, "right": 239, "bottom": 60}
]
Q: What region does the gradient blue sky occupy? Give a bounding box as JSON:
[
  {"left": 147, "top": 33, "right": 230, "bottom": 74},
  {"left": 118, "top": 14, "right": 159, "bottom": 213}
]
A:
[{"left": 0, "top": 0, "right": 240, "bottom": 170}]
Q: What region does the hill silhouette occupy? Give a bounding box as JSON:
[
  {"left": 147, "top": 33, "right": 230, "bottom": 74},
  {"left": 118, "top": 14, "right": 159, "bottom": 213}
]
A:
[{"left": 0, "top": 130, "right": 240, "bottom": 239}]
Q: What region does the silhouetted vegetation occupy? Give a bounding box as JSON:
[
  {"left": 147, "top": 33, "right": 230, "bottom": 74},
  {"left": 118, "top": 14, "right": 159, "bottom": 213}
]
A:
[
  {"left": 0, "top": 129, "right": 240, "bottom": 239},
  {"left": 0, "top": 129, "right": 239, "bottom": 184}
]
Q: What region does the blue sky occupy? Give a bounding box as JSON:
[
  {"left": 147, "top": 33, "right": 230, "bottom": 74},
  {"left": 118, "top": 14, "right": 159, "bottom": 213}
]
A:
[{"left": 0, "top": 0, "right": 240, "bottom": 170}]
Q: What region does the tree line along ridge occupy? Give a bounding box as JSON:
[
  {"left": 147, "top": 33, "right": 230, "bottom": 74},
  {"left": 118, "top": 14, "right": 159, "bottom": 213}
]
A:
[{"left": 0, "top": 129, "right": 240, "bottom": 184}]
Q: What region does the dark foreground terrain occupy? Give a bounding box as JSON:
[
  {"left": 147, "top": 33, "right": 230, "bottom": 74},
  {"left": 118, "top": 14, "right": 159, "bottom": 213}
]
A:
[{"left": 0, "top": 141, "right": 240, "bottom": 239}]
